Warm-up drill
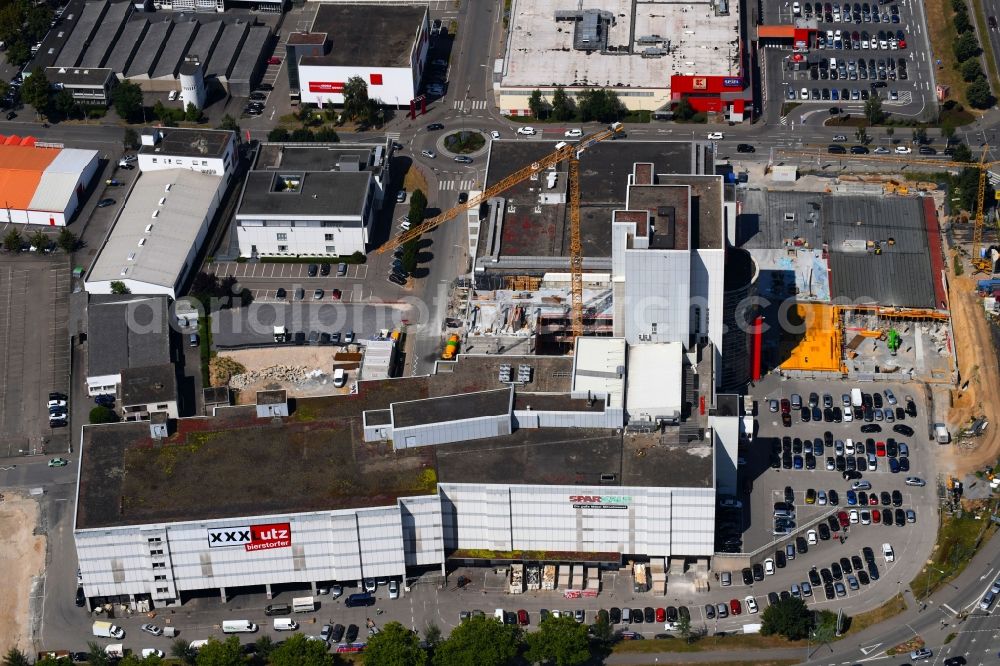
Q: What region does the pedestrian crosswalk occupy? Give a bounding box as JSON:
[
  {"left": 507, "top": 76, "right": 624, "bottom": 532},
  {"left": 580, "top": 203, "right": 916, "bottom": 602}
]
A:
[
  {"left": 439, "top": 179, "right": 476, "bottom": 191},
  {"left": 886, "top": 91, "right": 912, "bottom": 105},
  {"left": 454, "top": 99, "right": 489, "bottom": 111},
  {"left": 386, "top": 131, "right": 401, "bottom": 141},
  {"left": 779, "top": 116, "right": 789, "bottom": 125}
]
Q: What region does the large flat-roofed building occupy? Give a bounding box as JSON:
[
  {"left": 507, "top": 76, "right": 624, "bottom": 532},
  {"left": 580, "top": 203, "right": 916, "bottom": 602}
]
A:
[
  {"left": 85, "top": 169, "right": 224, "bottom": 297},
  {"left": 74, "top": 346, "right": 715, "bottom": 608},
  {"left": 296, "top": 4, "right": 429, "bottom": 106},
  {"left": 499, "top": 0, "right": 748, "bottom": 119},
  {"left": 0, "top": 139, "right": 99, "bottom": 226},
  {"left": 137, "top": 127, "right": 237, "bottom": 179},
  {"left": 234, "top": 141, "right": 393, "bottom": 258}
]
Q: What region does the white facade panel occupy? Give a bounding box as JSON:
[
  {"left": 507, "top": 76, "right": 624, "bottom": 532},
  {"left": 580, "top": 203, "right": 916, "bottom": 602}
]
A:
[
  {"left": 299, "top": 65, "right": 416, "bottom": 106},
  {"left": 235, "top": 219, "right": 367, "bottom": 258},
  {"left": 692, "top": 248, "right": 726, "bottom": 380},
  {"left": 392, "top": 414, "right": 510, "bottom": 449},
  {"left": 400, "top": 495, "right": 444, "bottom": 567}
]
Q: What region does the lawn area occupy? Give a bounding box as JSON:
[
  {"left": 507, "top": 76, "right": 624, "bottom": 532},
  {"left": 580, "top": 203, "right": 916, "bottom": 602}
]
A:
[
  {"left": 613, "top": 633, "right": 809, "bottom": 653},
  {"left": 843, "top": 593, "right": 907, "bottom": 635},
  {"left": 970, "top": 1, "right": 1000, "bottom": 98},
  {"left": 910, "top": 510, "right": 998, "bottom": 599},
  {"left": 403, "top": 166, "right": 429, "bottom": 195},
  {"left": 926, "top": 0, "right": 974, "bottom": 112}
]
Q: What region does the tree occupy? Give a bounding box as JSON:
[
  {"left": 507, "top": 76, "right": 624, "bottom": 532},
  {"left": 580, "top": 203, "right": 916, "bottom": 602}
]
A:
[
  {"left": 954, "top": 7, "right": 972, "bottom": 33},
  {"left": 577, "top": 88, "right": 625, "bottom": 123},
  {"left": 528, "top": 88, "right": 547, "bottom": 119},
  {"left": 423, "top": 623, "right": 443, "bottom": 650},
  {"left": 363, "top": 621, "right": 427, "bottom": 666},
  {"left": 432, "top": 615, "right": 522, "bottom": 666},
  {"left": 89, "top": 405, "right": 119, "bottom": 424},
  {"left": 952, "top": 142, "right": 973, "bottom": 162},
  {"left": 675, "top": 611, "right": 693, "bottom": 642},
  {"left": 112, "top": 81, "right": 144, "bottom": 123},
  {"left": 185, "top": 101, "right": 201, "bottom": 123},
  {"left": 855, "top": 125, "right": 870, "bottom": 145},
  {"left": 3, "top": 229, "right": 23, "bottom": 252},
  {"left": 672, "top": 97, "right": 696, "bottom": 121},
  {"left": 153, "top": 100, "right": 168, "bottom": 121},
  {"left": 954, "top": 32, "right": 981, "bottom": 62},
  {"left": 967, "top": 76, "right": 995, "bottom": 109},
  {"left": 961, "top": 58, "right": 984, "bottom": 82},
  {"left": 912, "top": 127, "right": 928, "bottom": 144},
  {"left": 314, "top": 126, "right": 340, "bottom": 142},
  {"left": 123, "top": 128, "right": 140, "bottom": 151},
  {"left": 57, "top": 227, "right": 77, "bottom": 253},
  {"left": 268, "top": 128, "right": 290, "bottom": 142},
  {"left": 86, "top": 642, "right": 111, "bottom": 666},
  {"left": 2, "top": 648, "right": 30, "bottom": 666},
  {"left": 761, "top": 596, "right": 815, "bottom": 640},
  {"left": 21, "top": 69, "right": 52, "bottom": 117},
  {"left": 252, "top": 636, "right": 275, "bottom": 663},
  {"left": 551, "top": 86, "right": 574, "bottom": 121},
  {"left": 28, "top": 229, "right": 50, "bottom": 251},
  {"left": 194, "top": 636, "right": 246, "bottom": 666},
  {"left": 54, "top": 89, "right": 76, "bottom": 119},
  {"left": 863, "top": 95, "right": 885, "bottom": 124},
  {"left": 342, "top": 76, "right": 370, "bottom": 121},
  {"left": 524, "top": 615, "right": 590, "bottom": 666},
  {"left": 171, "top": 639, "right": 198, "bottom": 665},
  {"left": 218, "top": 114, "right": 239, "bottom": 132},
  {"left": 267, "top": 633, "right": 334, "bottom": 666},
  {"left": 110, "top": 280, "right": 131, "bottom": 295},
  {"left": 589, "top": 616, "right": 614, "bottom": 646}
]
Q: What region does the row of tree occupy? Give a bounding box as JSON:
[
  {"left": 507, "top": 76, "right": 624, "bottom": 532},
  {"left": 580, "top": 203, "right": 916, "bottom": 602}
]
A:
[
  {"left": 527, "top": 86, "right": 627, "bottom": 123},
  {"left": 0, "top": 0, "right": 53, "bottom": 67},
  {"left": 19, "top": 71, "right": 146, "bottom": 124},
  {"left": 950, "top": 0, "right": 994, "bottom": 109},
  {"left": 2, "top": 227, "right": 76, "bottom": 254}
]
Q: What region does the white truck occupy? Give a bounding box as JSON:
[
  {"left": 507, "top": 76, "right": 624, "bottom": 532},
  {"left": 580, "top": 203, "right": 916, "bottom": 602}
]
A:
[
  {"left": 104, "top": 644, "right": 124, "bottom": 658},
  {"left": 934, "top": 423, "right": 950, "bottom": 444},
  {"left": 92, "top": 621, "right": 125, "bottom": 639},
  {"left": 273, "top": 325, "right": 289, "bottom": 343}
]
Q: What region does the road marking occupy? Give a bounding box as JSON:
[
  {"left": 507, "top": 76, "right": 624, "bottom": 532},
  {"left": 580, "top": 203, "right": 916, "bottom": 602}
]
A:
[{"left": 942, "top": 603, "right": 958, "bottom": 615}]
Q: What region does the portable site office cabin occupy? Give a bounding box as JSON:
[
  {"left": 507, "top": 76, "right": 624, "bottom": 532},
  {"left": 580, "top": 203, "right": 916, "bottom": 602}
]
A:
[{"left": 292, "top": 596, "right": 316, "bottom": 613}]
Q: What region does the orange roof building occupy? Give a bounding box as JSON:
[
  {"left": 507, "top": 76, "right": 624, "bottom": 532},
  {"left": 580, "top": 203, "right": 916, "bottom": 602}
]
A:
[{"left": 0, "top": 139, "right": 99, "bottom": 226}]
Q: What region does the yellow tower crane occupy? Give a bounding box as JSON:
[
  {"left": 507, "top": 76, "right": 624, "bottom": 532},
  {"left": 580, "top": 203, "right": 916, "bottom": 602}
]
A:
[{"left": 379, "top": 122, "right": 626, "bottom": 337}]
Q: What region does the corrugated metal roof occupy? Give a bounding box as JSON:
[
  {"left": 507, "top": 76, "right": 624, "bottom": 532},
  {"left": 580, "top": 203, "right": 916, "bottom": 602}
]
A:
[
  {"left": 0, "top": 144, "right": 61, "bottom": 208},
  {"left": 29, "top": 172, "right": 82, "bottom": 211},
  {"left": 44, "top": 147, "right": 98, "bottom": 174}
]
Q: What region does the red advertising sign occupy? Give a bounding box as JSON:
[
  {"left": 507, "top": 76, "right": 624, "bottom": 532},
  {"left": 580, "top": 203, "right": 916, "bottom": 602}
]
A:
[{"left": 308, "top": 81, "right": 344, "bottom": 93}]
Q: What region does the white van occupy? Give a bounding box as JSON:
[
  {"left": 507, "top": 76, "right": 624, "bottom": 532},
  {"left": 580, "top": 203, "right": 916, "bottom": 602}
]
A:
[
  {"left": 882, "top": 543, "right": 894, "bottom": 563},
  {"left": 189, "top": 640, "right": 209, "bottom": 651},
  {"left": 333, "top": 368, "right": 347, "bottom": 388},
  {"left": 221, "top": 620, "right": 257, "bottom": 633},
  {"left": 851, "top": 388, "right": 863, "bottom": 407},
  {"left": 274, "top": 618, "right": 299, "bottom": 631}
]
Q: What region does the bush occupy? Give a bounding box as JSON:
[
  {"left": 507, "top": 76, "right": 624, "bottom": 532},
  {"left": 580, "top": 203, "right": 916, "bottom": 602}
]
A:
[
  {"left": 89, "top": 406, "right": 119, "bottom": 424},
  {"left": 967, "top": 76, "right": 995, "bottom": 109},
  {"left": 954, "top": 32, "right": 981, "bottom": 62},
  {"left": 961, "top": 59, "right": 983, "bottom": 82}
]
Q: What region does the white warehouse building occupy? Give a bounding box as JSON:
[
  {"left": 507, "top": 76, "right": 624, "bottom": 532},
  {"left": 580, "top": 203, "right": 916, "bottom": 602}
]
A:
[
  {"left": 75, "top": 347, "right": 717, "bottom": 608},
  {"left": 294, "top": 4, "right": 430, "bottom": 107}
]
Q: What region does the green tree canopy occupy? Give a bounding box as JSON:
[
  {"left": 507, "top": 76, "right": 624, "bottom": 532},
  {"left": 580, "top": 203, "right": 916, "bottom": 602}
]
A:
[
  {"left": 218, "top": 114, "right": 240, "bottom": 132},
  {"left": 960, "top": 58, "right": 983, "bottom": 82},
  {"left": 171, "top": 639, "right": 197, "bottom": 665},
  {"left": 185, "top": 102, "right": 202, "bottom": 122},
  {"left": 432, "top": 616, "right": 522, "bottom": 666},
  {"left": 343, "top": 76, "right": 370, "bottom": 121},
  {"left": 952, "top": 142, "right": 973, "bottom": 162},
  {"left": 528, "top": 89, "right": 547, "bottom": 119},
  {"left": 577, "top": 88, "right": 625, "bottom": 123},
  {"left": 54, "top": 89, "right": 77, "bottom": 118},
  {"left": 672, "top": 97, "right": 696, "bottom": 121},
  {"left": 89, "top": 405, "right": 119, "bottom": 424},
  {"left": 967, "top": 76, "right": 995, "bottom": 109},
  {"left": 110, "top": 280, "right": 131, "bottom": 294},
  {"left": 524, "top": 615, "right": 590, "bottom": 666},
  {"left": 86, "top": 642, "right": 111, "bottom": 666},
  {"left": 113, "top": 81, "right": 144, "bottom": 123},
  {"left": 57, "top": 227, "right": 77, "bottom": 253},
  {"left": 3, "top": 229, "right": 23, "bottom": 252},
  {"left": 268, "top": 128, "right": 290, "bottom": 142},
  {"left": 551, "top": 86, "right": 575, "bottom": 121},
  {"left": 760, "top": 596, "right": 815, "bottom": 640},
  {"left": 21, "top": 69, "right": 52, "bottom": 116},
  {"left": 194, "top": 636, "right": 246, "bottom": 666},
  {"left": 267, "top": 633, "right": 335, "bottom": 666},
  {"left": 124, "top": 128, "right": 140, "bottom": 150},
  {"left": 363, "top": 621, "right": 427, "bottom": 666},
  {"left": 954, "top": 32, "right": 981, "bottom": 62},
  {"left": 863, "top": 95, "right": 885, "bottom": 125},
  {"left": 2, "top": 648, "right": 30, "bottom": 666},
  {"left": 28, "top": 230, "right": 49, "bottom": 252}
]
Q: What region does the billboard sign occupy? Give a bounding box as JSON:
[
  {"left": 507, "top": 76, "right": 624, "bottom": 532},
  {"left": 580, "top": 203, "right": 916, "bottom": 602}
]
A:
[
  {"left": 308, "top": 81, "right": 344, "bottom": 93},
  {"left": 569, "top": 495, "right": 632, "bottom": 510},
  {"left": 723, "top": 77, "right": 743, "bottom": 87},
  {"left": 207, "top": 522, "right": 292, "bottom": 551}
]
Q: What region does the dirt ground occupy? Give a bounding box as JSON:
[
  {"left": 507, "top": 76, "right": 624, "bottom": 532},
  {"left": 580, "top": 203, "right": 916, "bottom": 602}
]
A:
[
  {"left": 0, "top": 493, "right": 45, "bottom": 653},
  {"left": 941, "top": 264, "right": 1000, "bottom": 476},
  {"left": 219, "top": 347, "right": 357, "bottom": 404}
]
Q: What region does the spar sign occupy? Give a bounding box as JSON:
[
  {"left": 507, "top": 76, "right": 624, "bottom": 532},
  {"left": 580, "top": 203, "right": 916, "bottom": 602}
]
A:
[
  {"left": 569, "top": 495, "right": 632, "bottom": 510},
  {"left": 207, "top": 522, "right": 291, "bottom": 552}
]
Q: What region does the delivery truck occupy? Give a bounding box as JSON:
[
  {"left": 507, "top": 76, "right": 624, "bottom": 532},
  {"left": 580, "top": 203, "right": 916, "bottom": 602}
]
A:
[
  {"left": 92, "top": 621, "right": 125, "bottom": 639},
  {"left": 292, "top": 596, "right": 316, "bottom": 613}
]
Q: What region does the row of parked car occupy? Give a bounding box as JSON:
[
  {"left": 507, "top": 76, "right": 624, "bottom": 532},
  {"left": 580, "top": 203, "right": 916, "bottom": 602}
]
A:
[
  {"left": 48, "top": 391, "right": 68, "bottom": 428},
  {"left": 795, "top": 0, "right": 902, "bottom": 26}
]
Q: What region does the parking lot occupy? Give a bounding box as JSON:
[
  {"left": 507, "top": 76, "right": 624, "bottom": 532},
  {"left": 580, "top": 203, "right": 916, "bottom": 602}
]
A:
[
  {"left": 0, "top": 256, "right": 72, "bottom": 456},
  {"left": 764, "top": 0, "right": 936, "bottom": 119},
  {"left": 712, "top": 373, "right": 939, "bottom": 621}
]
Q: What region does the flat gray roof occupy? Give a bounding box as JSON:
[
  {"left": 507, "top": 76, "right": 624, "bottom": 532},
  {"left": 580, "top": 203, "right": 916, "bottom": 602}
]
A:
[
  {"left": 152, "top": 18, "right": 198, "bottom": 79},
  {"left": 301, "top": 4, "right": 425, "bottom": 68},
  {"left": 121, "top": 363, "right": 177, "bottom": 406},
  {"left": 79, "top": 0, "right": 131, "bottom": 68},
  {"left": 392, "top": 388, "right": 511, "bottom": 428},
  {"left": 46, "top": 66, "right": 114, "bottom": 86},
  {"left": 824, "top": 196, "right": 936, "bottom": 308},
  {"left": 86, "top": 297, "right": 171, "bottom": 377},
  {"left": 125, "top": 17, "right": 172, "bottom": 78},
  {"left": 737, "top": 189, "right": 825, "bottom": 249},
  {"left": 208, "top": 20, "right": 248, "bottom": 79},
  {"left": 255, "top": 144, "right": 378, "bottom": 171},
  {"left": 55, "top": 0, "right": 108, "bottom": 68},
  {"left": 140, "top": 128, "right": 233, "bottom": 159},
  {"left": 236, "top": 171, "right": 371, "bottom": 218},
  {"left": 87, "top": 169, "right": 222, "bottom": 291}
]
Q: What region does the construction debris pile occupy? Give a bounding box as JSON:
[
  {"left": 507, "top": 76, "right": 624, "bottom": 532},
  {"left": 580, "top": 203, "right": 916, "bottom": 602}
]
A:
[{"left": 229, "top": 365, "right": 332, "bottom": 391}]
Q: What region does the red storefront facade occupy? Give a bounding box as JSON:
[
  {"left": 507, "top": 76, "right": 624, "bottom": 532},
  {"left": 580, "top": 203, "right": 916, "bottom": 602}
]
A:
[{"left": 670, "top": 75, "right": 749, "bottom": 116}]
